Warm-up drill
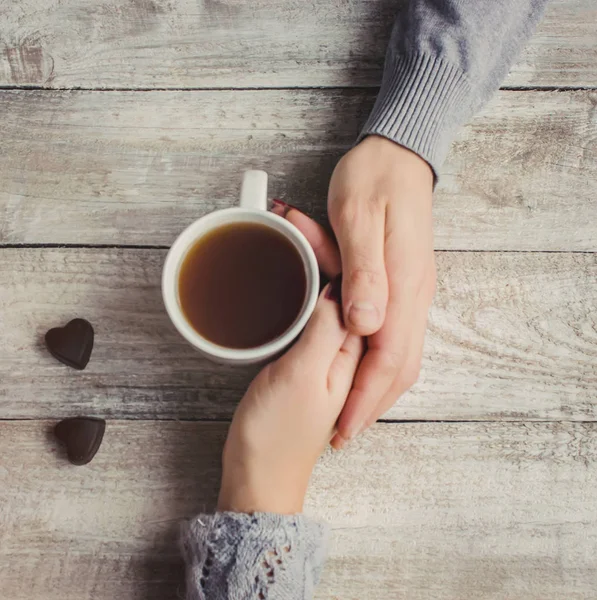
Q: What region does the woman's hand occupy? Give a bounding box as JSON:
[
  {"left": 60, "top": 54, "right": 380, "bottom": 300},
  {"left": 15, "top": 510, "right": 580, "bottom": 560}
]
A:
[{"left": 218, "top": 264, "right": 363, "bottom": 515}]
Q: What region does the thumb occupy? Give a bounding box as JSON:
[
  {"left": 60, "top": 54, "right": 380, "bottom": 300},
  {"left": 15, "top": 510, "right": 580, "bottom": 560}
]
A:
[{"left": 332, "top": 203, "right": 388, "bottom": 335}]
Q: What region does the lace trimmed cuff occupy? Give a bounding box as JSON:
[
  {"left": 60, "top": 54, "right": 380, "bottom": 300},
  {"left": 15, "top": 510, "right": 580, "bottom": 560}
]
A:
[{"left": 182, "top": 512, "right": 329, "bottom": 600}]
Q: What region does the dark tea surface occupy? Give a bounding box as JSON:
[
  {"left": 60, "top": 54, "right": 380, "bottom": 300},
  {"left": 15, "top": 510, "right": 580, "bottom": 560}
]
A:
[{"left": 178, "top": 222, "right": 307, "bottom": 349}]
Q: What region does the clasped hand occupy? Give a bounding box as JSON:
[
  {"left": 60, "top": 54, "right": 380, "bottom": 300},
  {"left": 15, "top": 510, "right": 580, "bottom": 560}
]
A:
[{"left": 219, "top": 136, "right": 435, "bottom": 513}]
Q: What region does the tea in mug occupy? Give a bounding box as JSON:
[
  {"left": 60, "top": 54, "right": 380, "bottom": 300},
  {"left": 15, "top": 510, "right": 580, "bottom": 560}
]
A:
[{"left": 178, "top": 222, "right": 307, "bottom": 349}]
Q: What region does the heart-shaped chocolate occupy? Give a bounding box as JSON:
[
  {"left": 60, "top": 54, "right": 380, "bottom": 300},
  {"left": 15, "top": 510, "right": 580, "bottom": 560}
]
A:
[
  {"left": 54, "top": 417, "right": 106, "bottom": 466},
  {"left": 45, "top": 318, "right": 94, "bottom": 370}
]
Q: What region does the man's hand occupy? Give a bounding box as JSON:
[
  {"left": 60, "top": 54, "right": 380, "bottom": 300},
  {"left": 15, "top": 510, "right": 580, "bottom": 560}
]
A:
[{"left": 328, "top": 135, "right": 436, "bottom": 447}]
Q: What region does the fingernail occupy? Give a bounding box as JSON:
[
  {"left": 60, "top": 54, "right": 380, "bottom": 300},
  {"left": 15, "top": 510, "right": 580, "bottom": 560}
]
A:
[
  {"left": 325, "top": 273, "right": 342, "bottom": 304},
  {"left": 345, "top": 421, "right": 363, "bottom": 441},
  {"left": 271, "top": 198, "right": 290, "bottom": 218},
  {"left": 271, "top": 199, "right": 306, "bottom": 218},
  {"left": 347, "top": 302, "right": 379, "bottom": 330},
  {"left": 332, "top": 438, "right": 346, "bottom": 451},
  {"left": 331, "top": 431, "right": 349, "bottom": 451}
]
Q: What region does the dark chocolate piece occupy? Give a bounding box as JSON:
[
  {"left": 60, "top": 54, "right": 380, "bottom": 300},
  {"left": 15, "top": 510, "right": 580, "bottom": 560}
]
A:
[
  {"left": 45, "top": 318, "right": 94, "bottom": 370},
  {"left": 54, "top": 417, "right": 106, "bottom": 466}
]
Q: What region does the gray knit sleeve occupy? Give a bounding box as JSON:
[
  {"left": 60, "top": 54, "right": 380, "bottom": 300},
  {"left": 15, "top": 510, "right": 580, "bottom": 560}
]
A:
[
  {"left": 360, "top": 0, "right": 549, "bottom": 175},
  {"left": 181, "top": 512, "right": 329, "bottom": 600}
]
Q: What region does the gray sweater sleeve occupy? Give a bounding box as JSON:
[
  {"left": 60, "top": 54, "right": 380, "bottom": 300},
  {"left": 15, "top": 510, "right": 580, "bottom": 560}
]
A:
[
  {"left": 181, "top": 512, "right": 329, "bottom": 599},
  {"left": 361, "top": 0, "right": 549, "bottom": 176}
]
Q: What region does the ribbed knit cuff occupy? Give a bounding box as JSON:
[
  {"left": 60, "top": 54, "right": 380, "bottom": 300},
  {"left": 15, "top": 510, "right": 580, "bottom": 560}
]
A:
[{"left": 359, "top": 51, "right": 473, "bottom": 178}]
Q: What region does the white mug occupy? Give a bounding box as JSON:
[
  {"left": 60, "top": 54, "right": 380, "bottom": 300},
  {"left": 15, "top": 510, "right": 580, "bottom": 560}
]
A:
[{"left": 162, "top": 170, "right": 320, "bottom": 365}]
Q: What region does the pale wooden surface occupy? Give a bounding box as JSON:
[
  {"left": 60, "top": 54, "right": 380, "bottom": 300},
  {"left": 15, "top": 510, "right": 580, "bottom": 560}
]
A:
[
  {"left": 1, "top": 89, "right": 596, "bottom": 250},
  {"left": 1, "top": 0, "right": 597, "bottom": 598},
  {"left": 1, "top": 248, "right": 595, "bottom": 421},
  {"left": 1, "top": 421, "right": 596, "bottom": 600},
  {"left": 0, "top": 0, "right": 595, "bottom": 88}
]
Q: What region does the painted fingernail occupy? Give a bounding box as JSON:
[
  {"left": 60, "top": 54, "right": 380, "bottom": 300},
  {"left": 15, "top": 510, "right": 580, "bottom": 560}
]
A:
[
  {"left": 271, "top": 198, "right": 306, "bottom": 218},
  {"left": 271, "top": 198, "right": 290, "bottom": 217},
  {"left": 325, "top": 273, "right": 342, "bottom": 304},
  {"left": 347, "top": 302, "right": 379, "bottom": 330}
]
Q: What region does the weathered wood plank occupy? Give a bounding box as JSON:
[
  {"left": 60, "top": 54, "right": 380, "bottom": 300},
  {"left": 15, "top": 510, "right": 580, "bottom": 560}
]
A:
[
  {"left": 1, "top": 249, "right": 595, "bottom": 421},
  {"left": 1, "top": 89, "right": 596, "bottom": 250},
  {"left": 0, "top": 0, "right": 594, "bottom": 88},
  {"left": 1, "top": 421, "right": 596, "bottom": 600}
]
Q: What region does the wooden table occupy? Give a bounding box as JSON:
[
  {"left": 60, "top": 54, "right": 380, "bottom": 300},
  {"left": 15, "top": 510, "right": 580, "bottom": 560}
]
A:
[{"left": 1, "top": 1, "right": 596, "bottom": 598}]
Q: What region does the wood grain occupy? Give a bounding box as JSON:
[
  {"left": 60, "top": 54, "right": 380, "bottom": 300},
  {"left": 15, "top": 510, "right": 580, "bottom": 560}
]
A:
[
  {"left": 1, "top": 248, "right": 595, "bottom": 421},
  {"left": 1, "top": 420, "right": 596, "bottom": 600},
  {"left": 1, "top": 4, "right": 595, "bottom": 600},
  {"left": 0, "top": 0, "right": 595, "bottom": 88},
  {"left": 1, "top": 89, "right": 596, "bottom": 250}
]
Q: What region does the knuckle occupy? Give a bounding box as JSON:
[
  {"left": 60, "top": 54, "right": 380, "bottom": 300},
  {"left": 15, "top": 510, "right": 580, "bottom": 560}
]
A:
[
  {"left": 335, "top": 196, "right": 383, "bottom": 230},
  {"left": 334, "top": 201, "right": 360, "bottom": 230},
  {"left": 347, "top": 267, "right": 386, "bottom": 291},
  {"left": 372, "top": 350, "right": 402, "bottom": 378},
  {"left": 364, "top": 193, "right": 389, "bottom": 214},
  {"left": 399, "top": 269, "right": 427, "bottom": 292},
  {"left": 270, "top": 355, "right": 306, "bottom": 384},
  {"left": 397, "top": 260, "right": 437, "bottom": 303},
  {"left": 371, "top": 350, "right": 421, "bottom": 393},
  {"left": 398, "top": 361, "right": 421, "bottom": 391},
  {"left": 265, "top": 361, "right": 287, "bottom": 388}
]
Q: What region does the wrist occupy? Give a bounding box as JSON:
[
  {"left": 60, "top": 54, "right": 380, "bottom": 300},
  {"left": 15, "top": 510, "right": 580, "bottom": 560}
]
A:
[
  {"left": 218, "top": 452, "right": 310, "bottom": 515},
  {"left": 217, "top": 476, "right": 306, "bottom": 515},
  {"left": 359, "top": 135, "right": 434, "bottom": 182},
  {"left": 359, "top": 51, "right": 471, "bottom": 178}
]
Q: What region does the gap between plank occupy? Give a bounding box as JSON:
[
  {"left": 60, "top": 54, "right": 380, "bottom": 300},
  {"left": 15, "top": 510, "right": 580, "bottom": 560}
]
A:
[
  {"left": 0, "top": 85, "right": 595, "bottom": 93},
  {"left": 0, "top": 243, "right": 171, "bottom": 250}
]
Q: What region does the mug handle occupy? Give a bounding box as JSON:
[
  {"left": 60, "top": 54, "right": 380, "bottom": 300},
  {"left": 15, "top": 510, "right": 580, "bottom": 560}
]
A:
[{"left": 240, "top": 170, "right": 268, "bottom": 211}]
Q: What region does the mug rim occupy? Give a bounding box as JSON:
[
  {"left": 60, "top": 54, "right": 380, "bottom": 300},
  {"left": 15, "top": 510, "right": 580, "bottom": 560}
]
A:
[{"left": 162, "top": 207, "right": 319, "bottom": 363}]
